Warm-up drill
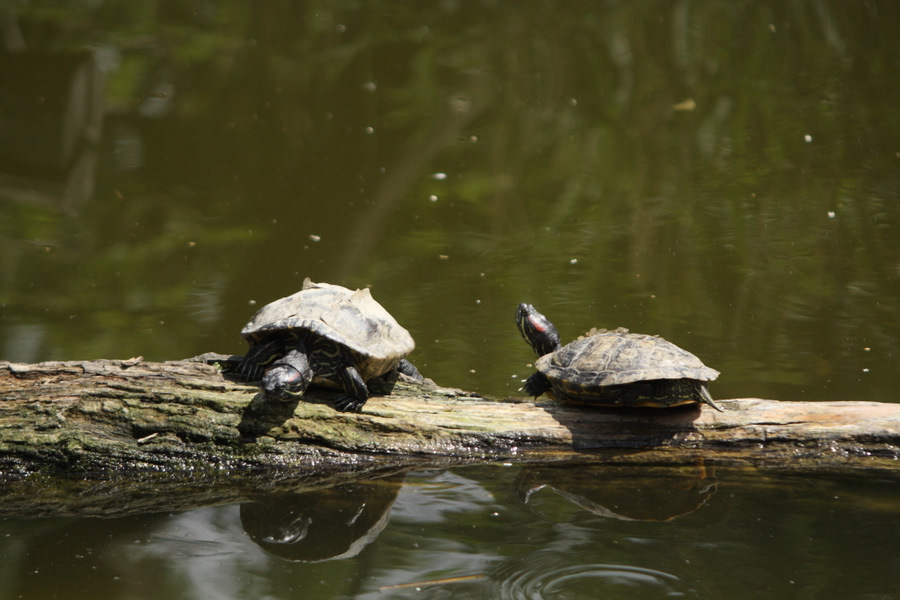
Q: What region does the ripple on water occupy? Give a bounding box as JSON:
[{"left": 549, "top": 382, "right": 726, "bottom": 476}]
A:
[{"left": 492, "top": 556, "right": 691, "bottom": 599}]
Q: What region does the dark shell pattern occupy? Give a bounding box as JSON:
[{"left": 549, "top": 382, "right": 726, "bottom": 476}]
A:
[{"left": 535, "top": 330, "right": 719, "bottom": 398}]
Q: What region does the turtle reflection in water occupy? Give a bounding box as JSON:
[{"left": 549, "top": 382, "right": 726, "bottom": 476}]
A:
[
  {"left": 239, "top": 278, "right": 422, "bottom": 412},
  {"left": 240, "top": 475, "right": 404, "bottom": 562},
  {"left": 516, "top": 463, "right": 717, "bottom": 522},
  {"left": 516, "top": 303, "right": 722, "bottom": 411}
]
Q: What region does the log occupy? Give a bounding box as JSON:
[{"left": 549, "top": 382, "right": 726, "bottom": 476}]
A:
[
  {"left": 2, "top": 356, "right": 899, "bottom": 518},
  {"left": 2, "top": 355, "right": 899, "bottom": 477}
]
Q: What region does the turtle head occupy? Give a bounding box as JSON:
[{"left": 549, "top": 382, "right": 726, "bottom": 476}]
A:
[
  {"left": 516, "top": 303, "right": 562, "bottom": 357},
  {"left": 262, "top": 349, "right": 314, "bottom": 401}
]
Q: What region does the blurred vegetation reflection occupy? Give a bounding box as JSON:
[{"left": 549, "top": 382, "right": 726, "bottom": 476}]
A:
[{"left": 0, "top": 1, "right": 897, "bottom": 403}]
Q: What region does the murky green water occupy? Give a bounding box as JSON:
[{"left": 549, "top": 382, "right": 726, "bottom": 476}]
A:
[
  {"left": 1, "top": 2, "right": 898, "bottom": 598},
  {"left": 3, "top": 465, "right": 900, "bottom": 599}
]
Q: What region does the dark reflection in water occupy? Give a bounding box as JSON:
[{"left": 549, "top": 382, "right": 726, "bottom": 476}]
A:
[
  {"left": 0, "top": 465, "right": 899, "bottom": 599},
  {"left": 516, "top": 463, "right": 717, "bottom": 522},
  {"left": 240, "top": 474, "right": 404, "bottom": 562}
]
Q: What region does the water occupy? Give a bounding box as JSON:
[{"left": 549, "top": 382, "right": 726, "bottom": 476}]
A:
[
  {"left": 1, "top": 2, "right": 899, "bottom": 598},
  {"left": 2, "top": 465, "right": 899, "bottom": 599}
]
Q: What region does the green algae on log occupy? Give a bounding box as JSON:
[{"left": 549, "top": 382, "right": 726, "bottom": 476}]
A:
[{"left": 2, "top": 356, "right": 900, "bottom": 478}]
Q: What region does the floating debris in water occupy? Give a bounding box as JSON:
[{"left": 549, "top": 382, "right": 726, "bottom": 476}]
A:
[
  {"left": 309, "top": 234, "right": 321, "bottom": 242},
  {"left": 804, "top": 134, "right": 813, "bottom": 142},
  {"left": 378, "top": 574, "right": 485, "bottom": 592},
  {"left": 431, "top": 172, "right": 447, "bottom": 180}
]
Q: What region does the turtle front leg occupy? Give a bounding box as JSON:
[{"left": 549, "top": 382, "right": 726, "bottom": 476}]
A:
[
  {"left": 333, "top": 365, "right": 370, "bottom": 412},
  {"left": 521, "top": 371, "right": 551, "bottom": 398},
  {"left": 239, "top": 339, "right": 283, "bottom": 381}
]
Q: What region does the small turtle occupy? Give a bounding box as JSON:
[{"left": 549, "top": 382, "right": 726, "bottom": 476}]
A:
[
  {"left": 515, "top": 303, "right": 722, "bottom": 411},
  {"left": 239, "top": 278, "right": 422, "bottom": 412}
]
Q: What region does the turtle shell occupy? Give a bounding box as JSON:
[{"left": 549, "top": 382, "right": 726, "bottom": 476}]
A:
[
  {"left": 242, "top": 278, "right": 415, "bottom": 383},
  {"left": 534, "top": 331, "right": 719, "bottom": 406}
]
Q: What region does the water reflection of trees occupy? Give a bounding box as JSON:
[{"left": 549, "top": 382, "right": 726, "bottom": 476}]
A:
[{"left": 1, "top": 1, "right": 896, "bottom": 401}]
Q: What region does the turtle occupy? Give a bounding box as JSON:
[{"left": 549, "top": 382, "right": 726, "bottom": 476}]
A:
[
  {"left": 515, "top": 303, "right": 722, "bottom": 411},
  {"left": 239, "top": 278, "right": 422, "bottom": 412}
]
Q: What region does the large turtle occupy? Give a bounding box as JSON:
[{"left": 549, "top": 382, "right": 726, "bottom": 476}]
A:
[
  {"left": 515, "top": 303, "right": 722, "bottom": 411},
  {"left": 239, "top": 278, "right": 422, "bottom": 412}
]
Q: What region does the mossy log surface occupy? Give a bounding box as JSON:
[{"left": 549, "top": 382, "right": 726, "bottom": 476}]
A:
[
  {"left": 2, "top": 355, "right": 899, "bottom": 476},
  {"left": 2, "top": 356, "right": 899, "bottom": 517}
]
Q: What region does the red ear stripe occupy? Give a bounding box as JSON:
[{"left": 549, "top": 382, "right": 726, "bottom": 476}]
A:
[
  {"left": 529, "top": 317, "right": 548, "bottom": 332},
  {"left": 529, "top": 319, "right": 547, "bottom": 332}
]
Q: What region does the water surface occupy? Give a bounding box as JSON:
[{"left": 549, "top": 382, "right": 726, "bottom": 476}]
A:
[
  {"left": 1, "top": 2, "right": 898, "bottom": 598},
  {"left": 2, "top": 465, "right": 899, "bottom": 599}
]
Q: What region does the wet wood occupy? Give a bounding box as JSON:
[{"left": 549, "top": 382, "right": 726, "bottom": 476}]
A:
[{"left": 2, "top": 356, "right": 899, "bottom": 481}]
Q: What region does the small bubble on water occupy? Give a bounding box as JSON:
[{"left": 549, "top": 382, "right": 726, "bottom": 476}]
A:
[
  {"left": 309, "top": 234, "right": 321, "bottom": 242},
  {"left": 431, "top": 172, "right": 447, "bottom": 180},
  {"left": 804, "top": 134, "right": 813, "bottom": 143},
  {"left": 429, "top": 194, "right": 438, "bottom": 202},
  {"left": 827, "top": 211, "right": 836, "bottom": 218}
]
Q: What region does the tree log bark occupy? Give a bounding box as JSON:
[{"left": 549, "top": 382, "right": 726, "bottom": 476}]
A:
[
  {"left": 2, "top": 356, "right": 899, "bottom": 479},
  {"left": 2, "top": 356, "right": 899, "bottom": 518}
]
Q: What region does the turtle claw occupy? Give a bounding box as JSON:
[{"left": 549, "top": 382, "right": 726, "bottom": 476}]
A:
[{"left": 333, "top": 395, "right": 365, "bottom": 413}]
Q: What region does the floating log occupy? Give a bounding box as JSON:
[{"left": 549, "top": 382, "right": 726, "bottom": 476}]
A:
[{"left": 2, "top": 355, "right": 899, "bottom": 480}]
